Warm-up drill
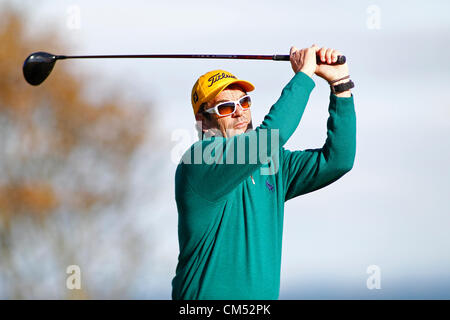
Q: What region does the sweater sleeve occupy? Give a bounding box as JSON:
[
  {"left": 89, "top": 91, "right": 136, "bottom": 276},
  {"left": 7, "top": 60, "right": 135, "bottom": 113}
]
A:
[
  {"left": 180, "top": 71, "right": 315, "bottom": 202},
  {"left": 282, "top": 93, "right": 356, "bottom": 201}
]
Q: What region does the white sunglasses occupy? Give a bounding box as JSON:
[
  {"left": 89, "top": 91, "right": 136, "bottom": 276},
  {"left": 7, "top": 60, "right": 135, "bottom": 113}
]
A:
[{"left": 203, "top": 95, "right": 252, "bottom": 117}]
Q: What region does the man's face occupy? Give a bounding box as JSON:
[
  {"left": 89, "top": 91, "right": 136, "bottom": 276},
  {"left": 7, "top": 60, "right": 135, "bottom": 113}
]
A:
[{"left": 198, "top": 85, "right": 253, "bottom": 138}]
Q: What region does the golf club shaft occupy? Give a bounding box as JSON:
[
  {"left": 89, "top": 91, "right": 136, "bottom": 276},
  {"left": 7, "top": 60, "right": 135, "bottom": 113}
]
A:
[{"left": 55, "top": 54, "right": 346, "bottom": 64}]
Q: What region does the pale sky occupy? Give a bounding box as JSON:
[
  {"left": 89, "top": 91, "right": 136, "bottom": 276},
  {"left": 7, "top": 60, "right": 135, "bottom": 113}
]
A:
[{"left": 6, "top": 0, "right": 450, "bottom": 298}]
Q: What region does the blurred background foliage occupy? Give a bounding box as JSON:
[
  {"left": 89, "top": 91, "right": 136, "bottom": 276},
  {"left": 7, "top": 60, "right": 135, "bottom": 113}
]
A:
[{"left": 0, "top": 6, "right": 159, "bottom": 298}]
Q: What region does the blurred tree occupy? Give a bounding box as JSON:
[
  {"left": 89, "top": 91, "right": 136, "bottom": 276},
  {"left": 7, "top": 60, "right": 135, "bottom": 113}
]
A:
[{"left": 0, "top": 6, "right": 156, "bottom": 298}]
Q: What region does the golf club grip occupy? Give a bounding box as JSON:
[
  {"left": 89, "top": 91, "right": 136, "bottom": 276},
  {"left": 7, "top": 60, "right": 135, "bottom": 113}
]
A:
[{"left": 273, "top": 54, "right": 346, "bottom": 65}]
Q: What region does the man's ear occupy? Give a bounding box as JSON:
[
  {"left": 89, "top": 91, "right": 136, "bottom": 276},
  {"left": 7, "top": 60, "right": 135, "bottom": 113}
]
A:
[
  {"left": 195, "top": 112, "right": 211, "bottom": 134},
  {"left": 195, "top": 112, "right": 203, "bottom": 122}
]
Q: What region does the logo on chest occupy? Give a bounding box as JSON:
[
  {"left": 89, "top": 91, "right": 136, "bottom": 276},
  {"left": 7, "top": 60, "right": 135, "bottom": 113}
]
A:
[{"left": 265, "top": 179, "right": 274, "bottom": 192}]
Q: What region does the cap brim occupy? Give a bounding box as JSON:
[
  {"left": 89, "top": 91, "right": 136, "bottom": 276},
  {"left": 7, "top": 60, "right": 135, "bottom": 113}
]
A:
[
  {"left": 226, "top": 79, "right": 255, "bottom": 93},
  {"left": 202, "top": 78, "right": 255, "bottom": 110}
]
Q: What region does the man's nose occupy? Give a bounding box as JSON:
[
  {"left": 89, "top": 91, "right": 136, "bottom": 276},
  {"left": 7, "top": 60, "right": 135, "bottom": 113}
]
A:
[{"left": 233, "top": 103, "right": 244, "bottom": 117}]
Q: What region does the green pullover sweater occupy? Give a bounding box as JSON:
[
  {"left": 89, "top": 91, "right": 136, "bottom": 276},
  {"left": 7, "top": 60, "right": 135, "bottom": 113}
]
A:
[{"left": 172, "top": 71, "right": 356, "bottom": 300}]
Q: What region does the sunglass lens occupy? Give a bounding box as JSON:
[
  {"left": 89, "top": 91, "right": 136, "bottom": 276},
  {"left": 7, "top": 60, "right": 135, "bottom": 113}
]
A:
[
  {"left": 239, "top": 96, "right": 251, "bottom": 108},
  {"left": 217, "top": 102, "right": 235, "bottom": 115}
]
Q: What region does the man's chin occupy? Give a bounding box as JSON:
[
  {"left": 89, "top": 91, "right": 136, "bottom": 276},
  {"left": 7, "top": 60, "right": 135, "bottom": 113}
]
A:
[{"left": 227, "top": 126, "right": 248, "bottom": 137}]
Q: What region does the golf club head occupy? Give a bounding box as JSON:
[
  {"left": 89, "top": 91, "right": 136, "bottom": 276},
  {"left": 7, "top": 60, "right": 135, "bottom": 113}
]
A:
[{"left": 23, "top": 52, "right": 57, "bottom": 86}]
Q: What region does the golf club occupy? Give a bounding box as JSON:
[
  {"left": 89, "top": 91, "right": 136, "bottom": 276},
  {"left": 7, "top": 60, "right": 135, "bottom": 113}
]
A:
[{"left": 23, "top": 51, "right": 346, "bottom": 86}]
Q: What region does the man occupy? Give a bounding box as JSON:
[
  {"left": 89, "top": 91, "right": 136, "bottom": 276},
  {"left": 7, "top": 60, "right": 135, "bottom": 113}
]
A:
[{"left": 172, "top": 44, "right": 356, "bottom": 299}]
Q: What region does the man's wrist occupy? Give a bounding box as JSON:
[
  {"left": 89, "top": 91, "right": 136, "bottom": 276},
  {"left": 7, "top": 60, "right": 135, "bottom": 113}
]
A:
[
  {"left": 334, "top": 89, "right": 351, "bottom": 97},
  {"left": 332, "top": 79, "right": 352, "bottom": 97},
  {"left": 327, "top": 74, "right": 349, "bottom": 84},
  {"left": 299, "top": 68, "right": 314, "bottom": 78},
  {"left": 329, "top": 75, "right": 353, "bottom": 97}
]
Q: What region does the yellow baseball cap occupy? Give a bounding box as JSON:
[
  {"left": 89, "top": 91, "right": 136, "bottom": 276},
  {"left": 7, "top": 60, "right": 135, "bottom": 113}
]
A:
[{"left": 191, "top": 69, "right": 255, "bottom": 115}]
